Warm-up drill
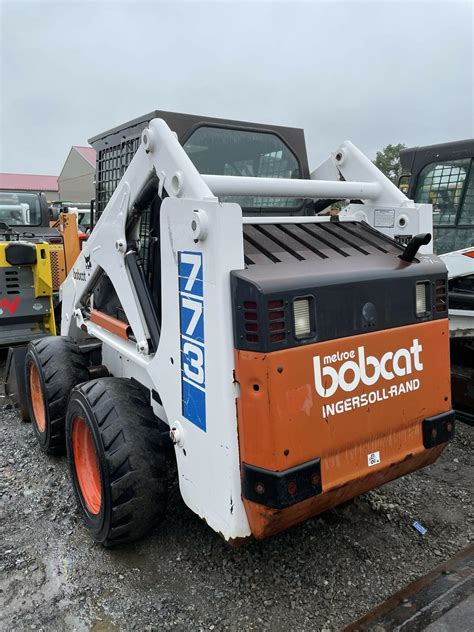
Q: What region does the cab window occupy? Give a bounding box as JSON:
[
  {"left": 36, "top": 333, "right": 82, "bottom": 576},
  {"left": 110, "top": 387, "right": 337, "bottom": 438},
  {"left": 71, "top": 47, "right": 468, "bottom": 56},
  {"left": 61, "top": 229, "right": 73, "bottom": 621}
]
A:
[
  {"left": 183, "top": 126, "right": 301, "bottom": 209},
  {"left": 458, "top": 164, "right": 474, "bottom": 225},
  {"left": 414, "top": 158, "right": 471, "bottom": 225},
  {"left": 0, "top": 191, "right": 42, "bottom": 226}
]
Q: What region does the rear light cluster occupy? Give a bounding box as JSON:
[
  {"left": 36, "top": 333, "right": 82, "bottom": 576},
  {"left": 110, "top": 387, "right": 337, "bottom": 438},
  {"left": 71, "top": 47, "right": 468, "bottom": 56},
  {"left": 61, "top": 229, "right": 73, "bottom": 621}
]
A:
[
  {"left": 415, "top": 282, "right": 429, "bottom": 316},
  {"left": 416, "top": 279, "right": 448, "bottom": 316},
  {"left": 435, "top": 278, "right": 447, "bottom": 313},
  {"left": 268, "top": 299, "right": 286, "bottom": 343},
  {"left": 243, "top": 301, "right": 259, "bottom": 344},
  {"left": 242, "top": 299, "right": 287, "bottom": 345}
]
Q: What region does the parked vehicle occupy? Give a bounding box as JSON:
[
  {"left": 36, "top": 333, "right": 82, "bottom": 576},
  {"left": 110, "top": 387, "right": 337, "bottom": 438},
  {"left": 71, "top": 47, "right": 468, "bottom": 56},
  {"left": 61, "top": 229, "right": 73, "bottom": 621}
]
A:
[
  {"left": 400, "top": 141, "right": 474, "bottom": 424},
  {"left": 14, "top": 111, "right": 453, "bottom": 546}
]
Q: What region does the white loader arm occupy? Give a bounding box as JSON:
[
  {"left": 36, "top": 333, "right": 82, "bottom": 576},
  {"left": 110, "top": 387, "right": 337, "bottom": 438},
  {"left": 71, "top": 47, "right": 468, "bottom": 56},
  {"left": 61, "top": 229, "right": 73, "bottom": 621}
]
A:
[
  {"left": 314, "top": 141, "right": 433, "bottom": 253},
  {"left": 60, "top": 119, "right": 216, "bottom": 351}
]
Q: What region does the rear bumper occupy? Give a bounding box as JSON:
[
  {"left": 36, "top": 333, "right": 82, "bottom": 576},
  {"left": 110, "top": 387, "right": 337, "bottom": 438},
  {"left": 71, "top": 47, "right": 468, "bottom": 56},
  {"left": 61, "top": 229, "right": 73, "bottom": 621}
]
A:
[
  {"left": 242, "top": 410, "right": 455, "bottom": 519},
  {"left": 244, "top": 442, "right": 447, "bottom": 539}
]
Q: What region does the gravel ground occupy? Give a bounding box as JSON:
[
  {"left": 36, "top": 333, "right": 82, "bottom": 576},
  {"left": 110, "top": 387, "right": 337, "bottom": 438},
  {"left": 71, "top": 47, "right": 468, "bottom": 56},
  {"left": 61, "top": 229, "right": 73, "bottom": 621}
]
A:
[{"left": 1, "top": 353, "right": 472, "bottom": 632}]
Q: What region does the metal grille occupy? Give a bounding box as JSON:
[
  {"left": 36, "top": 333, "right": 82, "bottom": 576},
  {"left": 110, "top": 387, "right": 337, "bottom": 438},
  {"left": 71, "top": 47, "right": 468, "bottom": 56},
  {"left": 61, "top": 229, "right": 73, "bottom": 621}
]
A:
[
  {"left": 243, "top": 221, "right": 396, "bottom": 265},
  {"left": 415, "top": 159, "right": 470, "bottom": 225},
  {"left": 96, "top": 138, "right": 141, "bottom": 218},
  {"left": 3, "top": 269, "right": 20, "bottom": 294},
  {"left": 459, "top": 163, "right": 474, "bottom": 225},
  {"left": 49, "top": 250, "right": 61, "bottom": 291},
  {"left": 96, "top": 137, "right": 152, "bottom": 276},
  {"left": 48, "top": 246, "right": 66, "bottom": 291}
]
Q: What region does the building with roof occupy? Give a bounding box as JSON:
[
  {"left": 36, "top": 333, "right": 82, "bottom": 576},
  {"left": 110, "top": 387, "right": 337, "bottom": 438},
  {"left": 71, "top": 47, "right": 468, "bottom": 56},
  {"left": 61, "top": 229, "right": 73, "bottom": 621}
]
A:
[
  {"left": 58, "top": 145, "right": 96, "bottom": 203},
  {"left": 0, "top": 173, "right": 59, "bottom": 202}
]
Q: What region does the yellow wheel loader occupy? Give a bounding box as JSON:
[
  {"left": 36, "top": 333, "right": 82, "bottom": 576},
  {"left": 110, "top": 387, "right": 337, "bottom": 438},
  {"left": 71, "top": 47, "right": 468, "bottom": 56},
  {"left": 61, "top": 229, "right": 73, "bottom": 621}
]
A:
[
  {"left": 1, "top": 230, "right": 56, "bottom": 419},
  {"left": 1, "top": 192, "right": 84, "bottom": 416}
]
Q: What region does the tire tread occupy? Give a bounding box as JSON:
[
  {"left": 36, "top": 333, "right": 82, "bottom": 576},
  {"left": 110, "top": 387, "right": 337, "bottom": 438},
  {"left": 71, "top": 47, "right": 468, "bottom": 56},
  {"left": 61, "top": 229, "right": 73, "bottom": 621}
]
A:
[
  {"left": 26, "top": 337, "right": 89, "bottom": 454},
  {"left": 67, "top": 377, "right": 167, "bottom": 546}
]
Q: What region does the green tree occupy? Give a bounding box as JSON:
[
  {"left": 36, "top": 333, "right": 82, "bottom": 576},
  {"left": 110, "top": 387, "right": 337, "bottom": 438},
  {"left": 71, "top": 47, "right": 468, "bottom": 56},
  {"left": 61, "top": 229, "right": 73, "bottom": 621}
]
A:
[{"left": 373, "top": 143, "right": 406, "bottom": 184}]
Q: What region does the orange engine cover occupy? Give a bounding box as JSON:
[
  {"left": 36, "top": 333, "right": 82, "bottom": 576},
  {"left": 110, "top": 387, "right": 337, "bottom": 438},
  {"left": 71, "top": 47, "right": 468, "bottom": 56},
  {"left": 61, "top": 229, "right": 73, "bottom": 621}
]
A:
[{"left": 235, "top": 319, "right": 451, "bottom": 538}]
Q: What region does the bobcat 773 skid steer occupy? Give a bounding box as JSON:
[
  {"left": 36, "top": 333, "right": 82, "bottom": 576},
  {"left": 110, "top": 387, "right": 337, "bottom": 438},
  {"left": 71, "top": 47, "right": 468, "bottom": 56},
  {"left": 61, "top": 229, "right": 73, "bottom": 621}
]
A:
[{"left": 21, "top": 112, "right": 454, "bottom": 545}]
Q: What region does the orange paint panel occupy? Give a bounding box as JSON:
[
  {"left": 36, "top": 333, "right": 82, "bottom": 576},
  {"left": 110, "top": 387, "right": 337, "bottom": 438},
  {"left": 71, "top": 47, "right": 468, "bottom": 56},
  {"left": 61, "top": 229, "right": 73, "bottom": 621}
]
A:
[
  {"left": 90, "top": 309, "right": 131, "bottom": 340},
  {"left": 235, "top": 319, "right": 451, "bottom": 538}
]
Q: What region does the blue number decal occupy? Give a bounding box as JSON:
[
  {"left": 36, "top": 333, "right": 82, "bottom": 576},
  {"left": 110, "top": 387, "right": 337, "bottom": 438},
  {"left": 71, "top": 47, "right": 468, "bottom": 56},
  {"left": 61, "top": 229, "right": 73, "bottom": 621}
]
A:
[{"left": 178, "top": 251, "right": 206, "bottom": 431}]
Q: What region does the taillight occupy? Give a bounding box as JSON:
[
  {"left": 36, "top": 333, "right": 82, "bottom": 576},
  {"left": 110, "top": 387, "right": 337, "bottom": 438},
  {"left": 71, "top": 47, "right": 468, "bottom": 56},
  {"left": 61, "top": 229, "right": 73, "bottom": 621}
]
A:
[
  {"left": 415, "top": 282, "right": 429, "bottom": 316},
  {"left": 293, "top": 298, "right": 312, "bottom": 338},
  {"left": 268, "top": 299, "right": 285, "bottom": 343},
  {"left": 244, "top": 301, "right": 259, "bottom": 343},
  {"left": 435, "top": 278, "right": 447, "bottom": 313},
  {"left": 48, "top": 237, "right": 62, "bottom": 244}
]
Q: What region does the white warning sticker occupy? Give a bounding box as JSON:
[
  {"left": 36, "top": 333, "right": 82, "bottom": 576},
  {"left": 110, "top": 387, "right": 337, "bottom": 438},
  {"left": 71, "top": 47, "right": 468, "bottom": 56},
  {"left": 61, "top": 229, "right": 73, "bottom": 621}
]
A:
[
  {"left": 368, "top": 451, "right": 381, "bottom": 467},
  {"left": 374, "top": 209, "right": 395, "bottom": 227}
]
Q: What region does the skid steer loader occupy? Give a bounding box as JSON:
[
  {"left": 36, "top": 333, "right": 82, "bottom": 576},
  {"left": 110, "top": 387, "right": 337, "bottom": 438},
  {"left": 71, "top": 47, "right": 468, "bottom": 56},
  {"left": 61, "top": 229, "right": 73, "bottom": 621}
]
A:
[
  {"left": 20, "top": 111, "right": 454, "bottom": 545},
  {"left": 398, "top": 139, "right": 474, "bottom": 424}
]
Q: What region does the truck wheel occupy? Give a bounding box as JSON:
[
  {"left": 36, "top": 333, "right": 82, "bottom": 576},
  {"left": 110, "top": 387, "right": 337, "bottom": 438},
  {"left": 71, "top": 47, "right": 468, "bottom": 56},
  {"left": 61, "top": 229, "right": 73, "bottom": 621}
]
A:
[
  {"left": 25, "top": 337, "right": 89, "bottom": 455},
  {"left": 65, "top": 378, "right": 168, "bottom": 547}
]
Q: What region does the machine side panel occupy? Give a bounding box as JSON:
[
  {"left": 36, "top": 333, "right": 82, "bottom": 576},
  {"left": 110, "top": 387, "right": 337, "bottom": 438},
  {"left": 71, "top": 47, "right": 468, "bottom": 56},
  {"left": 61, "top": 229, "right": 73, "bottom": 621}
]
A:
[{"left": 152, "top": 197, "right": 251, "bottom": 540}]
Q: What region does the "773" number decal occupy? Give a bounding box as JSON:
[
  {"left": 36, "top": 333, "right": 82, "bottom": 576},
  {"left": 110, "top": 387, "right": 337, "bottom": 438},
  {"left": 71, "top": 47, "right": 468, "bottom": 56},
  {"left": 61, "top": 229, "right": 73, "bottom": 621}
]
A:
[{"left": 178, "top": 251, "right": 206, "bottom": 431}]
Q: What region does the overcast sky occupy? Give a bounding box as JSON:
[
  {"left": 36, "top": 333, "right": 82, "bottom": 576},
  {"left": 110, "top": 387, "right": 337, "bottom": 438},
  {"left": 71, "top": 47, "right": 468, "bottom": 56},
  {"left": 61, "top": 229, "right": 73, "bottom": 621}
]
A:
[{"left": 1, "top": 0, "right": 473, "bottom": 175}]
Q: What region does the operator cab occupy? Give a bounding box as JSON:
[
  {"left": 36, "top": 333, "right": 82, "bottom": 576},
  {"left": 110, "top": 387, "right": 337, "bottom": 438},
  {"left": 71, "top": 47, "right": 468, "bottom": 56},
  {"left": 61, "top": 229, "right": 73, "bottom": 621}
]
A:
[
  {"left": 89, "top": 110, "right": 315, "bottom": 326},
  {"left": 89, "top": 109, "right": 312, "bottom": 219},
  {"left": 400, "top": 139, "right": 474, "bottom": 254}
]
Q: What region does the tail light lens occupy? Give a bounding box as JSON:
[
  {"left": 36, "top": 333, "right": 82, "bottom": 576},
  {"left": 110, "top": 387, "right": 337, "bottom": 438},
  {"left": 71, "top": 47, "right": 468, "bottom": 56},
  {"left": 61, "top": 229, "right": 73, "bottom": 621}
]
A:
[
  {"left": 267, "top": 299, "right": 285, "bottom": 343},
  {"left": 293, "top": 298, "right": 313, "bottom": 339},
  {"left": 435, "top": 278, "right": 447, "bottom": 313},
  {"left": 243, "top": 302, "right": 259, "bottom": 343},
  {"left": 415, "top": 282, "right": 429, "bottom": 316}
]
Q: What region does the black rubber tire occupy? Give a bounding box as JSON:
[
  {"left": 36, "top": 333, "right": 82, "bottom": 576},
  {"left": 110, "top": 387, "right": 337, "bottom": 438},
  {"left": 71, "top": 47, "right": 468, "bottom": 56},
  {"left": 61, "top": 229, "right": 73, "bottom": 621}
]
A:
[
  {"left": 65, "top": 378, "right": 168, "bottom": 547},
  {"left": 25, "top": 336, "right": 89, "bottom": 455}
]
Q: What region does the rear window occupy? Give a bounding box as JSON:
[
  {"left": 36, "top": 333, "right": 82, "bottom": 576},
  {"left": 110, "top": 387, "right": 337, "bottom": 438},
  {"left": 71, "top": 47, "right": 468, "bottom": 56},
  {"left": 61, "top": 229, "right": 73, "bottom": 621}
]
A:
[
  {"left": 0, "top": 191, "right": 42, "bottom": 226},
  {"left": 183, "top": 126, "right": 301, "bottom": 210}
]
